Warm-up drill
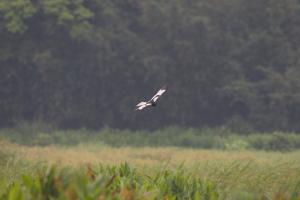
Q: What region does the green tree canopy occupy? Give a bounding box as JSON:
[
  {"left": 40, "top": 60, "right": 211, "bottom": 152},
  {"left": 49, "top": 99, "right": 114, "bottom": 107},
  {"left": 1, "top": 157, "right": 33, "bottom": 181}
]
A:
[{"left": 0, "top": 0, "right": 300, "bottom": 131}]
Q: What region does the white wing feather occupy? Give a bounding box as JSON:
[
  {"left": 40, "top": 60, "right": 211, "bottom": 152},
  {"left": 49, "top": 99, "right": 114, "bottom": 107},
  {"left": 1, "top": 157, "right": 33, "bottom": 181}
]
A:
[
  {"left": 136, "top": 101, "right": 147, "bottom": 107},
  {"left": 150, "top": 88, "right": 166, "bottom": 102},
  {"left": 135, "top": 102, "right": 151, "bottom": 110}
]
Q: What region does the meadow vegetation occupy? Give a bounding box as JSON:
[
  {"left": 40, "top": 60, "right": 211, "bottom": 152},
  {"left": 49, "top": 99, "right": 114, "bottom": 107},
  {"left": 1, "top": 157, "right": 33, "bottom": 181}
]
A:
[
  {"left": 1, "top": 125, "right": 300, "bottom": 151},
  {"left": 1, "top": 127, "right": 300, "bottom": 199}
]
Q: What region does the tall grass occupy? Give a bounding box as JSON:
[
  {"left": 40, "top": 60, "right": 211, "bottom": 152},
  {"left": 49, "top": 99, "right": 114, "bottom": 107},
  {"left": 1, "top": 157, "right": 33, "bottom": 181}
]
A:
[
  {"left": 1, "top": 137, "right": 300, "bottom": 199},
  {"left": 1, "top": 161, "right": 300, "bottom": 200},
  {"left": 0, "top": 163, "right": 221, "bottom": 200},
  {"left": 0, "top": 147, "right": 35, "bottom": 195},
  {"left": 1, "top": 124, "right": 300, "bottom": 151}
]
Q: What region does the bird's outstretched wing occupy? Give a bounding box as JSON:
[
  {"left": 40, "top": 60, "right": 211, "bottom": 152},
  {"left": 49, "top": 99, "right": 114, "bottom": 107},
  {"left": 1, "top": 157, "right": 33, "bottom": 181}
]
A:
[
  {"left": 135, "top": 101, "right": 152, "bottom": 110},
  {"left": 150, "top": 85, "right": 167, "bottom": 103}
]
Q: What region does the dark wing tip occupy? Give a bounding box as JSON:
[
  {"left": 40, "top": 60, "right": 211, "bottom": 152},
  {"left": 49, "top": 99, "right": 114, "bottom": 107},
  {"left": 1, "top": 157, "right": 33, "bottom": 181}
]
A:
[{"left": 161, "top": 84, "right": 167, "bottom": 90}]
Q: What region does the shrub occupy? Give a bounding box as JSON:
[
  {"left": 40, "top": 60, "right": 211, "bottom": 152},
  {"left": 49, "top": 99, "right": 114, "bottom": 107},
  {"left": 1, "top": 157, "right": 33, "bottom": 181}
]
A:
[
  {"left": 1, "top": 126, "right": 300, "bottom": 151},
  {"left": 247, "top": 132, "right": 300, "bottom": 151}
]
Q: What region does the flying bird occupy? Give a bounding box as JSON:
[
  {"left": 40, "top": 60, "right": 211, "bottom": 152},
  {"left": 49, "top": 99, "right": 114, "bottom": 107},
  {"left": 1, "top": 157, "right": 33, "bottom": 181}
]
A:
[{"left": 135, "top": 85, "right": 167, "bottom": 111}]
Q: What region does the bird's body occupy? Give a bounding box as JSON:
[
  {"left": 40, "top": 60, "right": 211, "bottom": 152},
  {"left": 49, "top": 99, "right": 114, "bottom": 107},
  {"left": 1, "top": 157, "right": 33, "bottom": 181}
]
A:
[
  {"left": 135, "top": 85, "right": 167, "bottom": 111},
  {"left": 150, "top": 101, "right": 157, "bottom": 107}
]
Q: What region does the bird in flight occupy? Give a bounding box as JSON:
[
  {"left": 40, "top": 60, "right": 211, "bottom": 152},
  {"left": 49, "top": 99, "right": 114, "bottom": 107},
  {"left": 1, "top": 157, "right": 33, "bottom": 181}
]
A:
[{"left": 135, "top": 85, "right": 167, "bottom": 111}]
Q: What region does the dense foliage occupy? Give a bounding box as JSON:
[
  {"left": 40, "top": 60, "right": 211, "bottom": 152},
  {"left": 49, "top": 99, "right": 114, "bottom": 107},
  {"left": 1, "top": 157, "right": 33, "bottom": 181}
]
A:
[
  {"left": 2, "top": 126, "right": 300, "bottom": 151},
  {"left": 1, "top": 0, "right": 300, "bottom": 131}
]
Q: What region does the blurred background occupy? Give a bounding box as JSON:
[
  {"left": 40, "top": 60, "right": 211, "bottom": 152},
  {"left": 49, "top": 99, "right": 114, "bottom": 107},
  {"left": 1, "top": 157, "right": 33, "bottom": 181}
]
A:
[{"left": 0, "top": 0, "right": 300, "bottom": 132}]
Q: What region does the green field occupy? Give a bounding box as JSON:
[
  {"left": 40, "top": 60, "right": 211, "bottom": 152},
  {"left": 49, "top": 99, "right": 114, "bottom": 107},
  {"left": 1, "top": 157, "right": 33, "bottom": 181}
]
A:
[
  {"left": 1, "top": 135, "right": 300, "bottom": 200},
  {"left": 2, "top": 127, "right": 300, "bottom": 151}
]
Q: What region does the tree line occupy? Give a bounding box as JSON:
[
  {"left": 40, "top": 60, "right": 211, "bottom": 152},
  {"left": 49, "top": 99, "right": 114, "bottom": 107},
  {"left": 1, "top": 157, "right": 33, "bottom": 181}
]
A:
[{"left": 0, "top": 0, "right": 300, "bottom": 132}]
